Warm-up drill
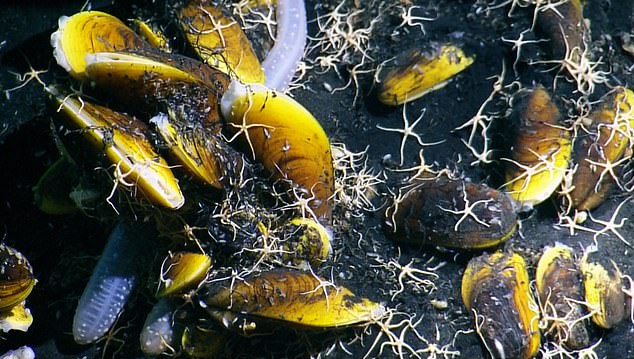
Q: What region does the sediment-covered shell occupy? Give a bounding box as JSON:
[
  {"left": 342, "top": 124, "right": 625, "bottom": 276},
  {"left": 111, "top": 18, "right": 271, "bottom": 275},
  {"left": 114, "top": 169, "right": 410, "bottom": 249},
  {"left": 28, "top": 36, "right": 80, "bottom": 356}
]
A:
[
  {"left": 568, "top": 87, "right": 634, "bottom": 211},
  {"left": 199, "top": 269, "right": 383, "bottom": 329},
  {"left": 283, "top": 217, "right": 332, "bottom": 267},
  {"left": 535, "top": 0, "right": 587, "bottom": 63},
  {"left": 536, "top": 245, "right": 589, "bottom": 349},
  {"left": 220, "top": 82, "right": 334, "bottom": 222},
  {"left": 157, "top": 252, "right": 212, "bottom": 297},
  {"left": 580, "top": 247, "right": 625, "bottom": 329},
  {"left": 378, "top": 43, "right": 475, "bottom": 105},
  {"left": 461, "top": 251, "right": 540, "bottom": 359},
  {"left": 178, "top": 1, "right": 264, "bottom": 83},
  {"left": 385, "top": 175, "right": 517, "bottom": 249},
  {"left": 0, "top": 244, "right": 35, "bottom": 313},
  {"left": 50, "top": 86, "right": 185, "bottom": 209},
  {"left": 505, "top": 86, "right": 572, "bottom": 208},
  {"left": 181, "top": 324, "right": 230, "bottom": 358},
  {"left": 51, "top": 11, "right": 150, "bottom": 79}
]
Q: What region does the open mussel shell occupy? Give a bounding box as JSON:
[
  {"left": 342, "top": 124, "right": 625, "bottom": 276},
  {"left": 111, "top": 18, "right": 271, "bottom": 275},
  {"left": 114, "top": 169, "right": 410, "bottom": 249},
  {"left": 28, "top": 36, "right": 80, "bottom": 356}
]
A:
[
  {"left": 0, "top": 244, "right": 35, "bottom": 313},
  {"left": 157, "top": 252, "right": 212, "bottom": 297},
  {"left": 282, "top": 217, "right": 333, "bottom": 268},
  {"left": 385, "top": 175, "right": 517, "bottom": 250},
  {"left": 220, "top": 82, "right": 334, "bottom": 223},
  {"left": 49, "top": 86, "right": 185, "bottom": 209},
  {"left": 505, "top": 86, "right": 572, "bottom": 208},
  {"left": 199, "top": 269, "right": 383, "bottom": 329},
  {"left": 535, "top": 244, "right": 589, "bottom": 349},
  {"left": 378, "top": 43, "right": 474, "bottom": 105},
  {"left": 580, "top": 247, "right": 626, "bottom": 329},
  {"left": 51, "top": 11, "right": 150, "bottom": 79},
  {"left": 178, "top": 1, "right": 264, "bottom": 83},
  {"left": 461, "top": 251, "right": 540, "bottom": 359},
  {"left": 568, "top": 87, "right": 634, "bottom": 211}
]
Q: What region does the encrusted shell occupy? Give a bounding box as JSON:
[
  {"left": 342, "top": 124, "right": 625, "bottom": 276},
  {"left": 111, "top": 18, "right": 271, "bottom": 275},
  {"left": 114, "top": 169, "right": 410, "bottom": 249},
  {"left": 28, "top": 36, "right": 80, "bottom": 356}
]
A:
[
  {"left": 505, "top": 86, "right": 572, "bottom": 208},
  {"left": 378, "top": 43, "right": 474, "bottom": 105},
  {"left": 283, "top": 217, "right": 332, "bottom": 267},
  {"left": 385, "top": 175, "right": 517, "bottom": 249},
  {"left": 461, "top": 251, "right": 540, "bottom": 359}
]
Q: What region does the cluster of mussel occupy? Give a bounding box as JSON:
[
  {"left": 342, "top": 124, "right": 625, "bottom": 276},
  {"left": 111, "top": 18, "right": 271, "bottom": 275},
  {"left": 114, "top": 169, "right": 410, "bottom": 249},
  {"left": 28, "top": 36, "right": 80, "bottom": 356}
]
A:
[
  {"left": 33, "top": 0, "right": 386, "bottom": 357},
  {"left": 378, "top": 0, "right": 633, "bottom": 357}
]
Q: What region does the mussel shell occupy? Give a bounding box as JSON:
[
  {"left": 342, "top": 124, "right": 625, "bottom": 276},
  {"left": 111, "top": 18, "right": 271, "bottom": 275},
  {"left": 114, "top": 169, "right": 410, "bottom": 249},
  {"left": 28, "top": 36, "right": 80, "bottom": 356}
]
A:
[
  {"left": 220, "top": 82, "right": 334, "bottom": 222},
  {"left": 569, "top": 87, "right": 634, "bottom": 211},
  {"left": 535, "top": 245, "right": 589, "bottom": 349},
  {"left": 385, "top": 175, "right": 517, "bottom": 249},
  {"left": 535, "top": 0, "right": 587, "bottom": 61},
  {"left": 378, "top": 43, "right": 474, "bottom": 105},
  {"left": 158, "top": 252, "right": 212, "bottom": 297},
  {"left": 505, "top": 86, "right": 572, "bottom": 207},
  {"left": 33, "top": 156, "right": 80, "bottom": 215},
  {"left": 283, "top": 217, "right": 332, "bottom": 267},
  {"left": 580, "top": 248, "right": 626, "bottom": 329},
  {"left": 462, "top": 251, "right": 540, "bottom": 359},
  {"left": 199, "top": 269, "right": 383, "bottom": 329},
  {"left": 0, "top": 244, "right": 35, "bottom": 312},
  {"left": 50, "top": 86, "right": 185, "bottom": 209},
  {"left": 51, "top": 11, "right": 150, "bottom": 79},
  {"left": 178, "top": 2, "right": 264, "bottom": 83}
]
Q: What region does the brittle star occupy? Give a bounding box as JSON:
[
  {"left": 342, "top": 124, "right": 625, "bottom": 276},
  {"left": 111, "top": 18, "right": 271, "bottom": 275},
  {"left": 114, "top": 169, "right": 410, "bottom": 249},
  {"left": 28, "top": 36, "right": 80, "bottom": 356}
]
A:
[
  {"left": 437, "top": 184, "right": 493, "bottom": 231},
  {"left": 376, "top": 102, "right": 444, "bottom": 166}
]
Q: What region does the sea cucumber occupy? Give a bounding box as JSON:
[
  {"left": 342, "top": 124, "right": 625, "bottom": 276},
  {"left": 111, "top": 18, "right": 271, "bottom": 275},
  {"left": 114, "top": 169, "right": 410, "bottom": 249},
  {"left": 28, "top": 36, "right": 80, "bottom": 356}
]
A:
[
  {"left": 72, "top": 222, "right": 152, "bottom": 344},
  {"left": 261, "top": 0, "right": 307, "bottom": 91}
]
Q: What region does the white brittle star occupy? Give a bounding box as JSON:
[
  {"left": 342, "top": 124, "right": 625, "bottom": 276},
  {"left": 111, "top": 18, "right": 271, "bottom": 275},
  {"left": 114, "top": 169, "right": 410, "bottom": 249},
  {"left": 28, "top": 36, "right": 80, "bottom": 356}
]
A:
[
  {"left": 437, "top": 184, "right": 493, "bottom": 231},
  {"left": 376, "top": 103, "right": 444, "bottom": 166}
]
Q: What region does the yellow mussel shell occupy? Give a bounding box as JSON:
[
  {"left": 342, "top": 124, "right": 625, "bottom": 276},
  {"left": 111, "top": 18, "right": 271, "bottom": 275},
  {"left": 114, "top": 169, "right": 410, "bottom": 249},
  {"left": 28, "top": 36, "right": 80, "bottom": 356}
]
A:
[
  {"left": 50, "top": 86, "right": 185, "bottom": 209},
  {"left": 201, "top": 269, "right": 383, "bottom": 329},
  {"left": 580, "top": 247, "right": 625, "bottom": 329},
  {"left": 158, "top": 252, "right": 212, "bottom": 297},
  {"left": 378, "top": 43, "right": 475, "bottom": 105},
  {"left": 51, "top": 11, "right": 149, "bottom": 79},
  {"left": 133, "top": 19, "right": 171, "bottom": 52},
  {"left": 385, "top": 175, "right": 518, "bottom": 249},
  {"left": 535, "top": 245, "right": 589, "bottom": 349},
  {"left": 0, "top": 244, "right": 35, "bottom": 314},
  {"left": 569, "top": 87, "right": 634, "bottom": 211},
  {"left": 505, "top": 86, "right": 572, "bottom": 208},
  {"left": 179, "top": 1, "right": 264, "bottom": 83},
  {"left": 33, "top": 156, "right": 79, "bottom": 215},
  {"left": 221, "top": 82, "right": 334, "bottom": 222},
  {"left": 535, "top": 0, "right": 587, "bottom": 63},
  {"left": 462, "top": 251, "right": 540, "bottom": 359}
]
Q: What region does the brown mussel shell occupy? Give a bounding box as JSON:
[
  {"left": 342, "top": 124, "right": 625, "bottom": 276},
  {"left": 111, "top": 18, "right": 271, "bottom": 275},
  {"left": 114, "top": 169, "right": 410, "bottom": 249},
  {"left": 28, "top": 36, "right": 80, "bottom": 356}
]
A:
[
  {"left": 385, "top": 175, "right": 517, "bottom": 249},
  {"left": 462, "top": 251, "right": 540, "bottom": 359},
  {"left": 536, "top": 245, "right": 589, "bottom": 349}
]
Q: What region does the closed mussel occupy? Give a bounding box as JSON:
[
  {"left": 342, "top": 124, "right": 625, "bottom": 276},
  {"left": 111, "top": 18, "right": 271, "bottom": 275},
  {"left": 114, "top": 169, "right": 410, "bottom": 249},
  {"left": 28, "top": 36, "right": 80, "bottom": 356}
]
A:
[
  {"left": 378, "top": 43, "right": 474, "bottom": 105},
  {"left": 385, "top": 175, "right": 517, "bottom": 249},
  {"left": 505, "top": 86, "right": 572, "bottom": 208},
  {"left": 568, "top": 87, "right": 634, "bottom": 211},
  {"left": 0, "top": 244, "right": 35, "bottom": 313},
  {"left": 462, "top": 251, "right": 540, "bottom": 359},
  {"left": 199, "top": 269, "right": 383, "bottom": 330},
  {"left": 535, "top": 245, "right": 589, "bottom": 349},
  {"left": 158, "top": 252, "right": 212, "bottom": 297},
  {"left": 178, "top": 1, "right": 264, "bottom": 83},
  {"left": 282, "top": 217, "right": 332, "bottom": 268},
  {"left": 580, "top": 246, "right": 626, "bottom": 329}
]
